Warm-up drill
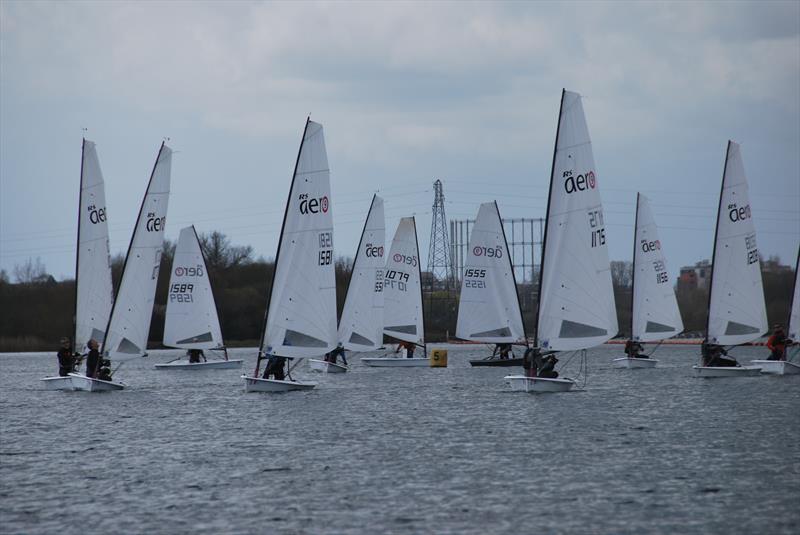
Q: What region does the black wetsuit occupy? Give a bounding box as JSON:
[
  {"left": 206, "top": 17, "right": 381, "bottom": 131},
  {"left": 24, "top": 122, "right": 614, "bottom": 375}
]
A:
[
  {"left": 326, "top": 347, "right": 347, "bottom": 365},
  {"left": 57, "top": 348, "right": 74, "bottom": 377},
  {"left": 263, "top": 356, "right": 287, "bottom": 380},
  {"left": 85, "top": 348, "right": 100, "bottom": 378}
]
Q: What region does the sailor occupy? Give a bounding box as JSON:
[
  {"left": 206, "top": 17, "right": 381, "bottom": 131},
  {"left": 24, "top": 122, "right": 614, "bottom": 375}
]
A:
[
  {"left": 523, "top": 347, "right": 536, "bottom": 377},
  {"left": 85, "top": 339, "right": 101, "bottom": 378},
  {"left": 493, "top": 343, "right": 513, "bottom": 360},
  {"left": 97, "top": 358, "right": 113, "bottom": 382},
  {"left": 701, "top": 341, "right": 737, "bottom": 367},
  {"left": 536, "top": 352, "right": 559, "bottom": 379},
  {"left": 624, "top": 339, "right": 645, "bottom": 358},
  {"left": 395, "top": 341, "right": 415, "bottom": 358},
  {"left": 57, "top": 337, "right": 74, "bottom": 377},
  {"left": 325, "top": 343, "right": 348, "bottom": 366},
  {"left": 262, "top": 348, "right": 287, "bottom": 381},
  {"left": 766, "top": 326, "right": 788, "bottom": 361},
  {"left": 188, "top": 348, "right": 205, "bottom": 363}
]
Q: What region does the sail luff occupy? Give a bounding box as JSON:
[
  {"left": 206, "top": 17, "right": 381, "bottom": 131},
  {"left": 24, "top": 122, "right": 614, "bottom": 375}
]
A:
[
  {"left": 629, "top": 193, "right": 640, "bottom": 339},
  {"left": 72, "top": 138, "right": 86, "bottom": 353},
  {"left": 787, "top": 247, "right": 800, "bottom": 340}
]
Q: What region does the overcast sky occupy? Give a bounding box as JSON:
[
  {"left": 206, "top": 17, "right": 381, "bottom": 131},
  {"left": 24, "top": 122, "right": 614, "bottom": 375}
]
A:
[{"left": 1, "top": 0, "right": 798, "bottom": 282}]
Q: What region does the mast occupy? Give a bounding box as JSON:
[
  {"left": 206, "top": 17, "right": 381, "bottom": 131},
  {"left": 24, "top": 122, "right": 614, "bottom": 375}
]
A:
[
  {"left": 254, "top": 117, "right": 311, "bottom": 376},
  {"left": 72, "top": 138, "right": 86, "bottom": 354},
  {"left": 495, "top": 201, "right": 529, "bottom": 346},
  {"left": 338, "top": 194, "right": 377, "bottom": 330},
  {"left": 101, "top": 141, "right": 166, "bottom": 355},
  {"left": 629, "top": 192, "right": 640, "bottom": 341},
  {"left": 789, "top": 247, "right": 800, "bottom": 328},
  {"left": 533, "top": 88, "right": 565, "bottom": 348},
  {"left": 705, "top": 141, "right": 731, "bottom": 343},
  {"left": 412, "top": 216, "right": 426, "bottom": 353}
]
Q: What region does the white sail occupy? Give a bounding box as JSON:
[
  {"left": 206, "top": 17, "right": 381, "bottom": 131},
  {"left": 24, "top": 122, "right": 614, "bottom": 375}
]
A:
[
  {"left": 383, "top": 217, "right": 424, "bottom": 345},
  {"left": 789, "top": 249, "right": 800, "bottom": 341},
  {"left": 631, "top": 194, "right": 684, "bottom": 342},
  {"left": 163, "top": 226, "right": 223, "bottom": 350},
  {"left": 707, "top": 141, "right": 768, "bottom": 345},
  {"left": 74, "top": 139, "right": 114, "bottom": 353},
  {"left": 102, "top": 143, "right": 172, "bottom": 361},
  {"left": 456, "top": 202, "right": 525, "bottom": 344},
  {"left": 261, "top": 120, "right": 337, "bottom": 359},
  {"left": 536, "top": 90, "right": 618, "bottom": 351},
  {"left": 338, "top": 195, "right": 386, "bottom": 351}
]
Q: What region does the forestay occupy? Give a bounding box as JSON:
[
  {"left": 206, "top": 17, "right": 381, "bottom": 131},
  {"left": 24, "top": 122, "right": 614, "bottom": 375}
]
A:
[
  {"left": 338, "top": 195, "right": 386, "bottom": 351},
  {"left": 789, "top": 249, "right": 799, "bottom": 341},
  {"left": 75, "top": 139, "right": 114, "bottom": 353},
  {"left": 536, "top": 90, "right": 618, "bottom": 351},
  {"left": 102, "top": 143, "right": 172, "bottom": 361},
  {"left": 383, "top": 217, "right": 424, "bottom": 346},
  {"left": 456, "top": 202, "right": 525, "bottom": 343},
  {"left": 707, "top": 141, "right": 767, "bottom": 346},
  {"left": 163, "top": 226, "right": 223, "bottom": 350},
  {"left": 631, "top": 194, "right": 683, "bottom": 342},
  {"left": 261, "top": 120, "right": 337, "bottom": 359}
]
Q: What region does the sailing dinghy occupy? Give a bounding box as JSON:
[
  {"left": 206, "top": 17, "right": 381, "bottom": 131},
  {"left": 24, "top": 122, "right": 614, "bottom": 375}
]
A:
[
  {"left": 310, "top": 195, "right": 386, "bottom": 373},
  {"left": 694, "top": 141, "right": 765, "bottom": 377},
  {"left": 242, "top": 119, "right": 335, "bottom": 392},
  {"left": 613, "top": 193, "right": 684, "bottom": 369},
  {"left": 751, "top": 247, "right": 800, "bottom": 375},
  {"left": 505, "top": 89, "right": 618, "bottom": 392},
  {"left": 456, "top": 202, "right": 528, "bottom": 367},
  {"left": 156, "top": 226, "right": 242, "bottom": 370},
  {"left": 70, "top": 142, "right": 172, "bottom": 391},
  {"left": 361, "top": 217, "right": 428, "bottom": 367},
  {"left": 42, "top": 139, "right": 114, "bottom": 390}
]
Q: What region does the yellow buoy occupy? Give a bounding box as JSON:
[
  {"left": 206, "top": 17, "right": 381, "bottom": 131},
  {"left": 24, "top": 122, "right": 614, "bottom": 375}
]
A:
[{"left": 429, "top": 349, "right": 448, "bottom": 367}]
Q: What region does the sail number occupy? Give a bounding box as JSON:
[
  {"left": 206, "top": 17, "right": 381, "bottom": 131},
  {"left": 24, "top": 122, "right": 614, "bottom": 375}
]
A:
[
  {"left": 374, "top": 269, "right": 384, "bottom": 292},
  {"left": 464, "top": 268, "right": 486, "bottom": 288},
  {"left": 588, "top": 209, "right": 606, "bottom": 248},
  {"left": 653, "top": 260, "right": 669, "bottom": 284},
  {"left": 318, "top": 232, "right": 333, "bottom": 265},
  {"left": 170, "top": 283, "right": 194, "bottom": 302},
  {"left": 385, "top": 270, "right": 409, "bottom": 291},
  {"left": 745, "top": 233, "right": 759, "bottom": 265}
]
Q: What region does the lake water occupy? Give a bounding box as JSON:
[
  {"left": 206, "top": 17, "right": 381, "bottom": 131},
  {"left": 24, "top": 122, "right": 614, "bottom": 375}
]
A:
[{"left": 1, "top": 344, "right": 798, "bottom": 534}]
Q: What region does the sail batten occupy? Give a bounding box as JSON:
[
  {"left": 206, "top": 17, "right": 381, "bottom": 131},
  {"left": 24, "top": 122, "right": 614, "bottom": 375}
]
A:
[
  {"left": 536, "top": 90, "right": 618, "bottom": 351},
  {"left": 456, "top": 202, "right": 525, "bottom": 344},
  {"left": 163, "top": 226, "right": 224, "bottom": 350},
  {"left": 706, "top": 141, "right": 768, "bottom": 346}
]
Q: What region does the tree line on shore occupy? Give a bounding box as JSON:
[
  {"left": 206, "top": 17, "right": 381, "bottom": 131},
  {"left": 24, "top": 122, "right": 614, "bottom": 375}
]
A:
[{"left": 1, "top": 232, "right": 795, "bottom": 352}]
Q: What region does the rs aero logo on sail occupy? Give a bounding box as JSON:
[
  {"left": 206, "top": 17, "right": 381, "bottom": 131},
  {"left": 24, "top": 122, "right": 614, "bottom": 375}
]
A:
[
  {"left": 146, "top": 212, "right": 165, "bottom": 232},
  {"left": 87, "top": 204, "right": 106, "bottom": 224},
  {"left": 728, "top": 203, "right": 751, "bottom": 222},
  {"left": 299, "top": 193, "right": 329, "bottom": 214},
  {"left": 563, "top": 170, "right": 596, "bottom": 194}
]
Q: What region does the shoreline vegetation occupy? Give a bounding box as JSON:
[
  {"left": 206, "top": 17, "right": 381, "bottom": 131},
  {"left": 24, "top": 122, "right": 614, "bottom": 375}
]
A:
[{"left": 1, "top": 232, "right": 794, "bottom": 353}]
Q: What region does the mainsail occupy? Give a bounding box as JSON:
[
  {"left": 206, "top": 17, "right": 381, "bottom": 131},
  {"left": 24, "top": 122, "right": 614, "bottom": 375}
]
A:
[
  {"left": 383, "top": 217, "right": 425, "bottom": 346},
  {"left": 536, "top": 89, "right": 618, "bottom": 351},
  {"left": 706, "top": 141, "right": 768, "bottom": 346},
  {"left": 456, "top": 202, "right": 526, "bottom": 343},
  {"left": 631, "top": 193, "right": 684, "bottom": 342},
  {"left": 102, "top": 143, "right": 172, "bottom": 361},
  {"left": 74, "top": 139, "right": 114, "bottom": 353},
  {"left": 338, "top": 195, "right": 386, "bottom": 351},
  {"left": 789, "top": 248, "right": 800, "bottom": 341},
  {"left": 260, "top": 119, "right": 337, "bottom": 359},
  {"left": 163, "top": 226, "right": 223, "bottom": 350}
]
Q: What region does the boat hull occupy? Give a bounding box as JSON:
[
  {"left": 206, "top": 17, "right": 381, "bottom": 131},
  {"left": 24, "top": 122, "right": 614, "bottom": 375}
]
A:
[
  {"left": 308, "top": 359, "right": 347, "bottom": 373},
  {"left": 469, "top": 357, "right": 523, "bottom": 367},
  {"left": 749, "top": 360, "right": 800, "bottom": 375},
  {"left": 504, "top": 375, "right": 575, "bottom": 393},
  {"left": 361, "top": 357, "right": 429, "bottom": 367},
  {"left": 692, "top": 366, "right": 761, "bottom": 378},
  {"left": 154, "top": 359, "right": 243, "bottom": 370},
  {"left": 68, "top": 373, "right": 125, "bottom": 391},
  {"left": 242, "top": 375, "right": 317, "bottom": 392},
  {"left": 612, "top": 357, "right": 658, "bottom": 369},
  {"left": 40, "top": 376, "right": 75, "bottom": 391}
]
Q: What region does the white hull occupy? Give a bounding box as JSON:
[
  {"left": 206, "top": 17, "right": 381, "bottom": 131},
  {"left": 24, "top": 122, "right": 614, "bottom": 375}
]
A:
[
  {"left": 68, "top": 373, "right": 125, "bottom": 391},
  {"left": 749, "top": 360, "right": 800, "bottom": 375},
  {"left": 361, "top": 357, "right": 429, "bottom": 367},
  {"left": 612, "top": 357, "right": 658, "bottom": 369},
  {"left": 40, "top": 376, "right": 75, "bottom": 391},
  {"left": 692, "top": 366, "right": 762, "bottom": 378},
  {"left": 308, "top": 359, "right": 347, "bottom": 373},
  {"left": 504, "top": 374, "right": 575, "bottom": 393},
  {"left": 154, "top": 359, "right": 243, "bottom": 370},
  {"left": 242, "top": 375, "right": 317, "bottom": 392}
]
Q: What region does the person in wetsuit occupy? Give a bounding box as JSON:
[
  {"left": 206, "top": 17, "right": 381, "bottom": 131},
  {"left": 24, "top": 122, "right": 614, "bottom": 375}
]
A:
[
  {"left": 766, "top": 326, "right": 789, "bottom": 361},
  {"left": 188, "top": 349, "right": 205, "bottom": 363},
  {"left": 262, "top": 352, "right": 287, "bottom": 381},
  {"left": 535, "top": 351, "right": 559, "bottom": 378},
  {"left": 701, "top": 341, "right": 737, "bottom": 367},
  {"left": 395, "top": 341, "right": 415, "bottom": 358},
  {"left": 492, "top": 343, "right": 513, "bottom": 360},
  {"left": 324, "top": 343, "right": 348, "bottom": 366},
  {"left": 85, "top": 339, "right": 101, "bottom": 378},
  {"left": 624, "top": 339, "right": 646, "bottom": 358},
  {"left": 57, "top": 337, "right": 74, "bottom": 377}
]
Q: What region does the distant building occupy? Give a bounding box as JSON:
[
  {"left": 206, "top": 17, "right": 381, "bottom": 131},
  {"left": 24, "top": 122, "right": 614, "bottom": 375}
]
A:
[{"left": 679, "top": 260, "right": 711, "bottom": 291}]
